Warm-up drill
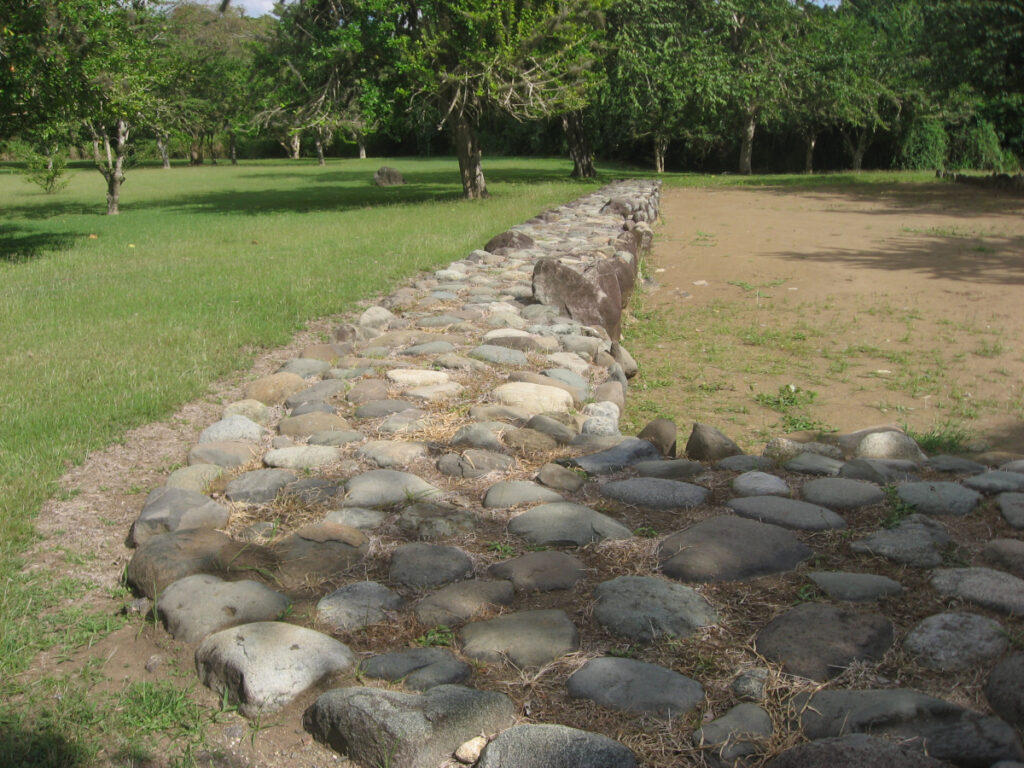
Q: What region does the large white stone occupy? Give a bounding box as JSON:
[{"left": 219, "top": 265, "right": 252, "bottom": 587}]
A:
[{"left": 492, "top": 382, "right": 573, "bottom": 413}]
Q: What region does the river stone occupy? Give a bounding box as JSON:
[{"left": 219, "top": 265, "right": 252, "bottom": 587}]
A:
[
  {"left": 896, "top": 482, "right": 982, "bottom": 516},
  {"left": 406, "top": 382, "right": 464, "bottom": 402},
  {"left": 796, "top": 688, "right": 1024, "bottom": 767},
  {"left": 492, "top": 382, "right": 573, "bottom": 413},
  {"left": 765, "top": 733, "right": 953, "bottom": 768},
  {"left": 727, "top": 496, "right": 846, "bottom": 531},
  {"left": 414, "top": 579, "right": 514, "bottom": 626},
  {"left": 397, "top": 502, "right": 476, "bottom": 539},
  {"left": 488, "top": 551, "right": 586, "bottom": 592},
  {"left": 305, "top": 685, "right": 516, "bottom": 768},
  {"left": 561, "top": 437, "right": 662, "bottom": 475},
  {"left": 317, "top": 581, "right": 404, "bottom": 632},
  {"left": 965, "top": 470, "right": 1024, "bottom": 493},
  {"left": 378, "top": 408, "right": 429, "bottom": 434},
  {"left": 389, "top": 542, "right": 473, "bottom": 589},
  {"left": 692, "top": 703, "right": 773, "bottom": 766},
  {"left": 982, "top": 538, "right": 1024, "bottom": 578},
  {"left": 483, "top": 480, "right": 563, "bottom": 508},
  {"left": 477, "top": 723, "right": 636, "bottom": 768},
  {"left": 361, "top": 648, "right": 470, "bottom": 690},
  {"left": 598, "top": 478, "right": 709, "bottom": 509},
  {"left": 634, "top": 460, "right": 705, "bottom": 484},
  {"left": 904, "top": 612, "right": 1008, "bottom": 671},
  {"left": 732, "top": 471, "right": 790, "bottom": 497},
  {"left": 525, "top": 414, "right": 577, "bottom": 444},
  {"left": 469, "top": 344, "right": 528, "bottom": 366},
  {"left": 196, "top": 622, "right": 354, "bottom": 717},
  {"left": 436, "top": 450, "right": 512, "bottom": 479},
  {"left": 593, "top": 575, "right": 717, "bottom": 642},
  {"left": 546, "top": 351, "right": 591, "bottom": 376},
  {"left": 199, "top": 415, "right": 264, "bottom": 444},
  {"left": 278, "top": 357, "right": 331, "bottom": 378},
  {"left": 264, "top": 445, "right": 340, "bottom": 470},
  {"left": 323, "top": 507, "right": 387, "bottom": 530},
  {"left": 567, "top": 657, "right": 703, "bottom": 717},
  {"left": 765, "top": 437, "right": 843, "bottom": 463},
  {"left": 222, "top": 398, "right": 271, "bottom": 425},
  {"left": 801, "top": 478, "right": 884, "bottom": 509},
  {"left": 289, "top": 401, "right": 336, "bottom": 416},
  {"left": 784, "top": 453, "right": 845, "bottom": 476},
  {"left": 126, "top": 529, "right": 233, "bottom": 598},
  {"left": 343, "top": 469, "right": 440, "bottom": 507},
  {"left": 285, "top": 378, "right": 349, "bottom": 408},
  {"left": 755, "top": 603, "right": 894, "bottom": 681},
  {"left": 278, "top": 412, "right": 349, "bottom": 438},
  {"left": 359, "top": 305, "right": 396, "bottom": 329},
  {"left": 927, "top": 454, "right": 988, "bottom": 474},
  {"left": 660, "top": 516, "right": 812, "bottom": 582},
  {"left": 415, "top": 314, "right": 462, "bottom": 328},
  {"left": 402, "top": 340, "right": 457, "bottom": 356},
  {"left": 855, "top": 430, "right": 927, "bottom": 462},
  {"left": 386, "top": 368, "right": 450, "bottom": 387},
  {"left": 807, "top": 571, "right": 903, "bottom": 602},
  {"left": 274, "top": 524, "right": 368, "bottom": 584},
  {"left": 226, "top": 469, "right": 297, "bottom": 504},
  {"left": 507, "top": 502, "right": 632, "bottom": 546},
  {"left": 931, "top": 567, "right": 1024, "bottom": 615},
  {"left": 685, "top": 422, "right": 743, "bottom": 462},
  {"left": 450, "top": 423, "right": 506, "bottom": 452},
  {"left": 345, "top": 378, "right": 387, "bottom": 404},
  {"left": 999, "top": 493, "right": 1024, "bottom": 528},
  {"left": 188, "top": 441, "right": 255, "bottom": 468},
  {"left": 309, "top": 429, "right": 365, "bottom": 446},
  {"left": 731, "top": 668, "right": 769, "bottom": 702},
  {"left": 244, "top": 372, "right": 306, "bottom": 405},
  {"left": 357, "top": 440, "right": 429, "bottom": 469},
  {"left": 840, "top": 458, "right": 919, "bottom": 484},
  {"left": 537, "top": 462, "right": 587, "bottom": 492},
  {"left": 717, "top": 454, "right": 774, "bottom": 471},
  {"left": 581, "top": 416, "right": 620, "bottom": 438},
  {"left": 850, "top": 514, "right": 951, "bottom": 567},
  {"left": 543, "top": 367, "right": 590, "bottom": 396},
  {"left": 157, "top": 574, "right": 289, "bottom": 643},
  {"left": 986, "top": 653, "right": 1024, "bottom": 730},
  {"left": 469, "top": 404, "right": 531, "bottom": 424},
  {"left": 354, "top": 399, "right": 417, "bottom": 419},
  {"left": 501, "top": 427, "right": 559, "bottom": 454},
  {"left": 165, "top": 464, "right": 224, "bottom": 494},
  {"left": 131, "top": 487, "right": 229, "bottom": 547},
  {"left": 459, "top": 609, "right": 579, "bottom": 667}
]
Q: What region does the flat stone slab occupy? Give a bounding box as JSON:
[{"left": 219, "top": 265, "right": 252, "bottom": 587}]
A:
[
  {"left": 476, "top": 723, "right": 636, "bottom": 768},
  {"left": 414, "top": 579, "right": 514, "bottom": 626},
  {"left": 304, "top": 685, "right": 516, "bottom": 768},
  {"left": 386, "top": 368, "right": 451, "bottom": 387},
  {"left": 126, "top": 529, "right": 232, "bottom": 598},
  {"left": 659, "top": 516, "right": 812, "bottom": 582},
  {"left": 801, "top": 477, "right": 884, "bottom": 509},
  {"left": 165, "top": 464, "right": 224, "bottom": 493},
  {"left": 244, "top": 372, "right": 306, "bottom": 405},
  {"left": 764, "top": 733, "right": 953, "bottom": 768},
  {"left": 964, "top": 470, "right": 1024, "bottom": 493},
  {"left": 755, "top": 603, "right": 894, "bottom": 681},
  {"left": 731, "top": 471, "right": 790, "bottom": 497},
  {"left": 598, "top": 477, "right": 709, "bottom": 509},
  {"left": 397, "top": 502, "right": 476, "bottom": 540},
  {"left": 807, "top": 571, "right": 903, "bottom": 602},
  {"left": 354, "top": 399, "right": 417, "bottom": 419},
  {"left": 131, "top": 487, "right": 228, "bottom": 547},
  {"left": 896, "top": 481, "right": 982, "bottom": 516},
  {"left": 278, "top": 412, "right": 349, "bottom": 438},
  {"left": 560, "top": 436, "right": 662, "bottom": 475},
  {"left": 634, "top": 458, "right": 705, "bottom": 480},
  {"left": 839, "top": 457, "right": 919, "bottom": 484},
  {"left": 488, "top": 551, "right": 586, "bottom": 592},
  {"left": 343, "top": 469, "right": 440, "bottom": 507},
  {"left": 931, "top": 567, "right": 1024, "bottom": 615},
  {"left": 986, "top": 652, "right": 1024, "bottom": 730},
  {"left": 567, "top": 657, "right": 703, "bottom": 717},
  {"left": 157, "top": 574, "right": 289, "bottom": 643},
  {"left": 437, "top": 449, "right": 513, "bottom": 479},
  {"left": 389, "top": 542, "right": 473, "bottom": 589},
  {"left": 361, "top": 648, "right": 470, "bottom": 691},
  {"left": 507, "top": 502, "right": 632, "bottom": 546},
  {"left": 459, "top": 609, "right": 579, "bottom": 667},
  {"left": 927, "top": 454, "right": 988, "bottom": 474},
  {"left": 850, "top": 514, "right": 950, "bottom": 567},
  {"left": 323, "top": 506, "right": 387, "bottom": 530},
  {"left": 784, "top": 452, "right": 844, "bottom": 476},
  {"left": 999, "top": 493, "right": 1024, "bottom": 528},
  {"left": 284, "top": 379, "right": 349, "bottom": 408},
  {"left": 274, "top": 524, "right": 368, "bottom": 584},
  {"left": 317, "top": 581, "right": 404, "bottom": 632},
  {"left": 727, "top": 496, "right": 846, "bottom": 531},
  {"left": 593, "top": 575, "right": 717, "bottom": 642},
  {"left": 717, "top": 454, "right": 774, "bottom": 471},
  {"left": 357, "top": 440, "right": 429, "bottom": 468},
  {"left": 196, "top": 622, "right": 354, "bottom": 717},
  {"left": 264, "top": 445, "right": 340, "bottom": 470},
  {"left": 188, "top": 440, "right": 257, "bottom": 468},
  {"left": 693, "top": 703, "right": 773, "bottom": 766},
  {"left": 492, "top": 381, "right": 573, "bottom": 413},
  {"left": 225, "top": 468, "right": 297, "bottom": 504},
  {"left": 904, "top": 612, "right": 1008, "bottom": 670},
  {"left": 483, "top": 480, "right": 563, "bottom": 508}
]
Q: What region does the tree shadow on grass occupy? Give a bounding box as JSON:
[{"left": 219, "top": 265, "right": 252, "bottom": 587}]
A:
[
  {"left": 0, "top": 724, "right": 92, "bottom": 768},
  {"left": 0, "top": 225, "right": 75, "bottom": 263}
]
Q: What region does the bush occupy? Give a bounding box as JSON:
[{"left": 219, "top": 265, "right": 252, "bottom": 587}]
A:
[
  {"left": 898, "top": 119, "right": 948, "bottom": 170},
  {"left": 949, "top": 119, "right": 1006, "bottom": 171},
  {"left": 10, "top": 140, "right": 70, "bottom": 194}
]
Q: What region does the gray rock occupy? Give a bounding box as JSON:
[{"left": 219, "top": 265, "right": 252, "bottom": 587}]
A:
[
  {"left": 927, "top": 454, "right": 988, "bottom": 474},
  {"left": 568, "top": 657, "right": 703, "bottom": 717},
  {"left": 483, "top": 480, "right": 563, "bottom": 508},
  {"left": 309, "top": 429, "right": 365, "bottom": 446},
  {"left": 732, "top": 471, "right": 790, "bottom": 497},
  {"left": 731, "top": 668, "right": 769, "bottom": 702},
  {"left": 727, "top": 496, "right": 846, "bottom": 531},
  {"left": 469, "top": 344, "right": 529, "bottom": 366},
  {"left": 764, "top": 733, "right": 953, "bottom": 768},
  {"left": 343, "top": 469, "right": 440, "bottom": 507},
  {"left": 807, "top": 571, "right": 903, "bottom": 602},
  {"left": 196, "top": 622, "right": 354, "bottom": 717},
  {"left": 264, "top": 445, "right": 340, "bottom": 470},
  {"left": 323, "top": 507, "right": 387, "bottom": 530},
  {"left": 414, "top": 579, "right": 514, "bottom": 626},
  {"left": 982, "top": 538, "right": 1024, "bottom": 578},
  {"left": 525, "top": 414, "right": 577, "bottom": 444},
  {"left": 964, "top": 470, "right": 1024, "bottom": 494},
  {"left": 986, "top": 653, "right": 1024, "bottom": 730},
  {"left": 537, "top": 462, "right": 587, "bottom": 492},
  {"left": 274, "top": 524, "right": 368, "bottom": 585},
  {"left": 450, "top": 423, "right": 506, "bottom": 452},
  {"left": 637, "top": 418, "right": 676, "bottom": 457},
  {"left": 361, "top": 647, "right": 470, "bottom": 690},
  {"left": 222, "top": 398, "right": 272, "bottom": 425},
  {"left": 850, "top": 514, "right": 950, "bottom": 567},
  {"left": 226, "top": 469, "right": 297, "bottom": 504},
  {"left": 685, "top": 422, "right": 743, "bottom": 462},
  {"left": 896, "top": 482, "right": 982, "bottom": 516},
  {"left": 598, "top": 477, "right": 709, "bottom": 509},
  {"left": 765, "top": 438, "right": 843, "bottom": 463},
  {"left": 660, "top": 516, "right": 813, "bottom": 582},
  {"left": 278, "top": 357, "right": 331, "bottom": 378},
  {"left": 493, "top": 381, "right": 573, "bottom": 413},
  {"left": 401, "top": 340, "right": 457, "bottom": 356},
  {"left": 717, "top": 454, "right": 774, "bottom": 471},
  {"left": 437, "top": 450, "right": 513, "bottom": 479},
  {"left": 198, "top": 415, "right": 264, "bottom": 444},
  {"left": 278, "top": 412, "right": 349, "bottom": 438},
  {"left": 164, "top": 464, "right": 224, "bottom": 494},
  {"left": 304, "top": 685, "right": 516, "bottom": 768},
  {"left": 507, "top": 502, "right": 632, "bottom": 546},
  {"left": 469, "top": 404, "right": 531, "bottom": 425},
  {"left": 593, "top": 575, "right": 717, "bottom": 642},
  {"left": 560, "top": 436, "right": 662, "bottom": 475},
  {"left": 284, "top": 379, "right": 349, "bottom": 408},
  {"left": 476, "top": 723, "right": 636, "bottom": 768},
  {"left": 801, "top": 477, "right": 885, "bottom": 509},
  {"left": 373, "top": 166, "right": 405, "bottom": 186},
  {"left": 354, "top": 399, "right": 418, "bottom": 419},
  {"left": 281, "top": 477, "right": 341, "bottom": 505},
  {"left": 488, "top": 551, "right": 586, "bottom": 592},
  {"left": 999, "top": 493, "right": 1024, "bottom": 528},
  {"left": 125, "top": 529, "right": 232, "bottom": 598},
  {"left": 634, "top": 458, "right": 705, "bottom": 480},
  {"left": 693, "top": 703, "right": 773, "bottom": 766},
  {"left": 755, "top": 603, "right": 894, "bottom": 681},
  {"left": 839, "top": 458, "right": 919, "bottom": 484},
  {"left": 389, "top": 542, "right": 473, "bottom": 589},
  {"left": 131, "top": 487, "right": 228, "bottom": 547},
  {"left": 346, "top": 378, "right": 389, "bottom": 404},
  {"left": 357, "top": 440, "right": 429, "bottom": 469},
  {"left": 784, "top": 453, "right": 845, "bottom": 476},
  {"left": 931, "top": 567, "right": 1024, "bottom": 615},
  {"left": 397, "top": 502, "right": 476, "bottom": 540},
  {"left": 316, "top": 581, "right": 404, "bottom": 632},
  {"left": 188, "top": 440, "right": 256, "bottom": 468},
  {"left": 854, "top": 430, "right": 927, "bottom": 462},
  {"left": 378, "top": 408, "right": 429, "bottom": 434},
  {"left": 502, "top": 427, "right": 559, "bottom": 454},
  {"left": 904, "top": 612, "right": 1008, "bottom": 670}
]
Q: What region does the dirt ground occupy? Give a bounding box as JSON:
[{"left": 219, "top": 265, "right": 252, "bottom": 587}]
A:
[{"left": 631, "top": 180, "right": 1024, "bottom": 455}]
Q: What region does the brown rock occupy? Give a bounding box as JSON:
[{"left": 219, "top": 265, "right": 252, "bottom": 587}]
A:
[
  {"left": 638, "top": 419, "right": 677, "bottom": 457},
  {"left": 685, "top": 422, "right": 743, "bottom": 462},
  {"left": 244, "top": 372, "right": 306, "bottom": 405},
  {"left": 278, "top": 412, "right": 350, "bottom": 438}
]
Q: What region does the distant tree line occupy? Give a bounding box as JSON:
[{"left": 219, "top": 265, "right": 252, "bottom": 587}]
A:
[{"left": 1, "top": 0, "right": 1021, "bottom": 211}]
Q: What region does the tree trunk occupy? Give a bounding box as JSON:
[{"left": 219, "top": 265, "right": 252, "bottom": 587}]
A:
[
  {"left": 289, "top": 133, "right": 301, "bottom": 160},
  {"left": 157, "top": 134, "right": 171, "bottom": 169},
  {"left": 358, "top": 139, "right": 366, "bottom": 160},
  {"left": 90, "top": 119, "right": 128, "bottom": 215},
  {"left": 453, "top": 115, "right": 487, "bottom": 199},
  {"left": 739, "top": 111, "right": 756, "bottom": 175},
  {"left": 189, "top": 132, "right": 203, "bottom": 166},
  {"left": 562, "top": 111, "right": 596, "bottom": 178},
  {"left": 654, "top": 136, "right": 668, "bottom": 174},
  {"left": 207, "top": 133, "right": 218, "bottom": 165},
  {"left": 804, "top": 133, "right": 816, "bottom": 174},
  {"left": 315, "top": 137, "right": 326, "bottom": 166},
  {"left": 229, "top": 132, "right": 237, "bottom": 165}
]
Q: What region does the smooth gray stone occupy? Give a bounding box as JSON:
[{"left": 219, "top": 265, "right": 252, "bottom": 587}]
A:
[
  {"left": 693, "top": 703, "right": 773, "bottom": 765},
  {"left": 285, "top": 379, "right": 349, "bottom": 407},
  {"left": 131, "top": 487, "right": 228, "bottom": 546},
  {"left": 986, "top": 653, "right": 1024, "bottom": 730},
  {"left": 468, "top": 344, "right": 528, "bottom": 365},
  {"left": 764, "top": 733, "right": 953, "bottom": 768},
  {"left": 437, "top": 450, "right": 513, "bottom": 479},
  {"left": 756, "top": 603, "right": 894, "bottom": 681},
  {"left": 598, "top": 477, "right": 709, "bottom": 509},
  {"left": 277, "top": 357, "right": 331, "bottom": 378},
  {"left": 433, "top": 353, "right": 491, "bottom": 371},
  {"left": 660, "top": 516, "right": 812, "bottom": 582},
  {"left": 346, "top": 378, "right": 389, "bottom": 404},
  {"left": 343, "top": 469, "right": 440, "bottom": 507},
  {"left": 896, "top": 481, "right": 982, "bottom": 516},
  {"left": 965, "top": 470, "right": 1024, "bottom": 493},
  {"left": 850, "top": 514, "right": 950, "bottom": 567},
  {"left": 507, "top": 502, "right": 632, "bottom": 546},
  {"left": 931, "top": 567, "right": 1024, "bottom": 615},
  {"left": 568, "top": 657, "right": 703, "bottom": 717},
  {"left": 796, "top": 689, "right": 1024, "bottom": 767},
  {"left": 853, "top": 430, "right": 927, "bottom": 462},
  {"left": 469, "top": 404, "right": 531, "bottom": 425},
  {"left": 525, "top": 414, "right": 577, "bottom": 444},
  {"left": 483, "top": 480, "right": 563, "bottom": 508},
  {"left": 839, "top": 458, "right": 919, "bottom": 484},
  {"left": 390, "top": 542, "right": 473, "bottom": 589},
  {"left": 188, "top": 441, "right": 256, "bottom": 468},
  {"left": 716, "top": 454, "right": 774, "bottom": 471},
  {"left": 450, "top": 423, "right": 506, "bottom": 452},
  {"left": 593, "top": 575, "right": 717, "bottom": 642},
  {"left": 196, "top": 622, "right": 354, "bottom": 717},
  {"left": 476, "top": 724, "right": 636, "bottom": 768},
  {"left": 542, "top": 367, "right": 590, "bottom": 395},
  {"left": 378, "top": 408, "right": 429, "bottom": 434},
  {"left": 766, "top": 438, "right": 843, "bottom": 463},
  {"left": 537, "top": 462, "right": 587, "bottom": 492},
  {"left": 317, "top": 581, "right": 404, "bottom": 632},
  {"left": 559, "top": 333, "right": 601, "bottom": 359},
  {"left": 225, "top": 469, "right": 297, "bottom": 504},
  {"left": 126, "top": 529, "right": 232, "bottom": 598},
  {"left": 488, "top": 551, "right": 586, "bottom": 592},
  {"left": 983, "top": 538, "right": 1024, "bottom": 578},
  {"left": 728, "top": 496, "right": 846, "bottom": 531},
  {"left": 354, "top": 399, "right": 417, "bottom": 419},
  {"left": 361, "top": 648, "right": 470, "bottom": 690},
  {"left": 357, "top": 440, "right": 429, "bottom": 468},
  {"left": 927, "top": 454, "right": 988, "bottom": 474},
  {"left": 904, "top": 612, "right": 1007, "bottom": 670},
  {"left": 165, "top": 464, "right": 224, "bottom": 494},
  {"left": 304, "top": 685, "right": 516, "bottom": 768},
  {"left": 414, "top": 579, "right": 514, "bottom": 626},
  {"left": 784, "top": 453, "right": 844, "bottom": 476},
  {"left": 400, "top": 340, "right": 456, "bottom": 356},
  {"left": 157, "top": 574, "right": 289, "bottom": 643},
  {"left": 634, "top": 458, "right": 705, "bottom": 480},
  {"left": 1003, "top": 459, "right": 1024, "bottom": 473},
  {"left": 999, "top": 493, "right": 1024, "bottom": 528},
  {"left": 326, "top": 366, "right": 374, "bottom": 379},
  {"left": 264, "top": 445, "right": 340, "bottom": 470},
  {"left": 323, "top": 507, "right": 387, "bottom": 530},
  {"left": 309, "top": 429, "right": 365, "bottom": 446},
  {"left": 808, "top": 571, "right": 903, "bottom": 602},
  {"left": 730, "top": 668, "right": 769, "bottom": 702},
  {"left": 801, "top": 477, "right": 884, "bottom": 509},
  {"left": 273, "top": 524, "right": 368, "bottom": 584},
  {"left": 459, "top": 609, "right": 579, "bottom": 667},
  {"left": 685, "top": 422, "right": 743, "bottom": 462},
  {"left": 415, "top": 314, "right": 462, "bottom": 328},
  {"left": 560, "top": 437, "right": 662, "bottom": 475},
  {"left": 198, "top": 415, "right": 264, "bottom": 444},
  {"left": 731, "top": 471, "right": 790, "bottom": 497},
  {"left": 288, "top": 402, "right": 336, "bottom": 416},
  {"left": 397, "top": 502, "right": 476, "bottom": 540}
]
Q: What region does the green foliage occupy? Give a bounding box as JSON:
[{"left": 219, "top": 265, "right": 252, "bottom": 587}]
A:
[
  {"left": 415, "top": 625, "right": 455, "bottom": 647},
  {"left": 899, "top": 118, "right": 948, "bottom": 170},
  {"left": 902, "top": 420, "right": 972, "bottom": 455},
  {"left": 755, "top": 384, "right": 817, "bottom": 412},
  {"left": 949, "top": 119, "right": 1005, "bottom": 171},
  {"left": 10, "top": 141, "right": 70, "bottom": 194}
]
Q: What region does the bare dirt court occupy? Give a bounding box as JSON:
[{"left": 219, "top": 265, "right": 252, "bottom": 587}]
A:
[{"left": 629, "top": 180, "right": 1024, "bottom": 456}]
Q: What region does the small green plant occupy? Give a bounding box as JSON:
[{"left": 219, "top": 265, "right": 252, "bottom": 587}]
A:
[
  {"left": 415, "top": 625, "right": 454, "bottom": 647},
  {"left": 756, "top": 384, "right": 818, "bottom": 411},
  {"left": 607, "top": 645, "right": 640, "bottom": 659},
  {"left": 903, "top": 420, "right": 972, "bottom": 454},
  {"left": 794, "top": 583, "right": 819, "bottom": 604},
  {"left": 120, "top": 681, "right": 206, "bottom": 737},
  {"left": 486, "top": 541, "right": 516, "bottom": 558},
  {"left": 973, "top": 339, "right": 1005, "bottom": 358},
  {"left": 633, "top": 526, "right": 660, "bottom": 538},
  {"left": 881, "top": 485, "right": 915, "bottom": 528}
]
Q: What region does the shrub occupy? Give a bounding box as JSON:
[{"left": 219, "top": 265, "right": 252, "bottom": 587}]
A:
[{"left": 899, "top": 118, "right": 948, "bottom": 170}]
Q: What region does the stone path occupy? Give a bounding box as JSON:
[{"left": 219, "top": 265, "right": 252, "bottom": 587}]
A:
[{"left": 121, "top": 181, "right": 1024, "bottom": 767}]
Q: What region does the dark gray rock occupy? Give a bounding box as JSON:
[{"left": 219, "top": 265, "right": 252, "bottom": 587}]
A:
[
  {"left": 904, "top": 612, "right": 1007, "bottom": 670},
  {"left": 801, "top": 477, "right": 885, "bottom": 509},
  {"left": 389, "top": 542, "right": 473, "bottom": 589},
  {"left": 850, "top": 514, "right": 950, "bottom": 567},
  {"left": 637, "top": 418, "right": 676, "bottom": 457},
  {"left": 727, "top": 496, "right": 846, "bottom": 531},
  {"left": 361, "top": 648, "right": 470, "bottom": 691},
  {"left": 965, "top": 470, "right": 1024, "bottom": 494},
  {"left": 598, "top": 477, "right": 709, "bottom": 509},
  {"left": 157, "top": 574, "right": 289, "bottom": 643},
  {"left": 999, "top": 493, "right": 1024, "bottom": 528},
  {"left": 784, "top": 453, "right": 845, "bottom": 476},
  {"left": 839, "top": 457, "right": 919, "bottom": 484},
  {"left": 459, "top": 609, "right": 579, "bottom": 667},
  {"left": 532, "top": 256, "right": 632, "bottom": 340},
  {"left": 274, "top": 524, "right": 369, "bottom": 585},
  {"left": 731, "top": 471, "right": 791, "bottom": 497},
  {"left": 373, "top": 166, "right": 405, "bottom": 186},
  {"left": 931, "top": 567, "right": 1024, "bottom": 615},
  {"left": 476, "top": 723, "right": 636, "bottom": 768},
  {"left": 764, "top": 733, "right": 952, "bottom": 768},
  {"left": 693, "top": 703, "right": 773, "bottom": 766},
  {"left": 284, "top": 378, "right": 349, "bottom": 408},
  {"left": 450, "top": 423, "right": 506, "bottom": 452},
  {"left": 633, "top": 458, "right": 705, "bottom": 480},
  {"left": 927, "top": 455, "right": 987, "bottom": 474},
  {"left": 486, "top": 229, "right": 535, "bottom": 252},
  {"left": 126, "top": 529, "right": 232, "bottom": 598},
  {"left": 685, "top": 423, "right": 743, "bottom": 462},
  {"left": 225, "top": 469, "right": 297, "bottom": 504},
  {"left": 896, "top": 482, "right": 982, "bottom": 516},
  {"left": 469, "top": 344, "right": 529, "bottom": 366},
  {"left": 567, "top": 657, "right": 703, "bottom": 717},
  {"left": 316, "top": 581, "right": 404, "bottom": 632},
  {"left": 593, "top": 575, "right": 717, "bottom": 642},
  {"left": 537, "top": 462, "right": 587, "bottom": 492},
  {"left": 483, "top": 480, "right": 563, "bottom": 508},
  {"left": 807, "top": 571, "right": 903, "bottom": 602},
  {"left": 343, "top": 469, "right": 440, "bottom": 507},
  {"left": 354, "top": 399, "right": 417, "bottom": 419},
  {"left": 560, "top": 436, "right": 661, "bottom": 475},
  {"left": 507, "top": 502, "right": 632, "bottom": 546},
  {"left": 982, "top": 538, "right": 1024, "bottom": 578},
  {"left": 131, "top": 487, "right": 229, "bottom": 547},
  {"left": 525, "top": 413, "right": 578, "bottom": 444},
  {"left": 345, "top": 378, "right": 389, "bottom": 404},
  {"left": 986, "top": 653, "right": 1024, "bottom": 730},
  {"left": 488, "top": 551, "right": 586, "bottom": 591},
  {"left": 414, "top": 579, "right": 514, "bottom": 626},
  {"left": 716, "top": 454, "right": 774, "bottom": 471},
  {"left": 397, "top": 502, "right": 476, "bottom": 540}
]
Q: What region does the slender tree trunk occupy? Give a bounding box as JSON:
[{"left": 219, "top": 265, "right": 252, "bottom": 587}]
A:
[
  {"left": 739, "top": 111, "right": 756, "bottom": 175},
  {"left": 289, "top": 133, "right": 301, "bottom": 160},
  {"left": 90, "top": 119, "right": 128, "bottom": 215},
  {"left": 654, "top": 136, "right": 668, "bottom": 174},
  {"left": 208, "top": 133, "right": 218, "bottom": 165},
  {"left": 156, "top": 134, "right": 170, "bottom": 169},
  {"left": 189, "top": 132, "right": 203, "bottom": 165},
  {"left": 357, "top": 138, "right": 366, "bottom": 160},
  {"left": 804, "top": 133, "right": 816, "bottom": 174},
  {"left": 229, "top": 132, "right": 238, "bottom": 165},
  {"left": 562, "top": 111, "right": 596, "bottom": 178},
  {"left": 315, "top": 137, "right": 326, "bottom": 166},
  {"left": 844, "top": 127, "right": 873, "bottom": 172},
  {"left": 453, "top": 115, "right": 487, "bottom": 199}
]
